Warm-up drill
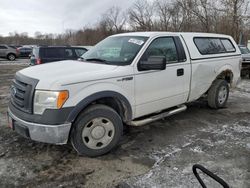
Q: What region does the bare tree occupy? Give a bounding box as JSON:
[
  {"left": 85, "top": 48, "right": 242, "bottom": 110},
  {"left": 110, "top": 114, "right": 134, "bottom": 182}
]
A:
[
  {"left": 128, "top": 0, "right": 154, "bottom": 31},
  {"left": 102, "top": 6, "right": 127, "bottom": 33},
  {"left": 155, "top": 0, "right": 172, "bottom": 31},
  {"left": 221, "top": 0, "right": 250, "bottom": 42},
  {"left": 190, "top": 0, "right": 212, "bottom": 32},
  {"left": 1, "top": 1, "right": 250, "bottom": 46},
  {"left": 169, "top": 0, "right": 188, "bottom": 31}
]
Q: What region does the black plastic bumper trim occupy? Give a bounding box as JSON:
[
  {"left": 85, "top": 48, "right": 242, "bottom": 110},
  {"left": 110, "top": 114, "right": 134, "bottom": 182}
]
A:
[{"left": 9, "top": 102, "right": 74, "bottom": 125}]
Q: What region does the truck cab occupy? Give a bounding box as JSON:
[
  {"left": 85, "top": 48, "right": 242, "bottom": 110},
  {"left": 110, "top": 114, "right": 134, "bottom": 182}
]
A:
[{"left": 8, "top": 32, "right": 241, "bottom": 156}]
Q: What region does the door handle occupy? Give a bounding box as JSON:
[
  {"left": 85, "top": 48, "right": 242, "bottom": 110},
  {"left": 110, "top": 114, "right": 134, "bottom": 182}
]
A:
[{"left": 177, "top": 68, "right": 184, "bottom": 76}]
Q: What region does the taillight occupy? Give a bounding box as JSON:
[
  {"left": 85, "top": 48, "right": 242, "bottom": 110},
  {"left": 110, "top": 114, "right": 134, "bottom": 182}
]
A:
[{"left": 36, "top": 58, "right": 42, "bottom": 65}]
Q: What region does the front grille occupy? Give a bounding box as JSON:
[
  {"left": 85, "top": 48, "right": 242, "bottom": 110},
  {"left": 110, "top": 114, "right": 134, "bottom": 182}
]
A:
[{"left": 10, "top": 72, "right": 38, "bottom": 114}]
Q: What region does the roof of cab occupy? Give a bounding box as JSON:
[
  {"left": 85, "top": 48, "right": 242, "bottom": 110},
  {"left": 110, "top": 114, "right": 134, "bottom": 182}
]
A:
[
  {"left": 113, "top": 31, "right": 239, "bottom": 60},
  {"left": 113, "top": 32, "right": 231, "bottom": 38}
]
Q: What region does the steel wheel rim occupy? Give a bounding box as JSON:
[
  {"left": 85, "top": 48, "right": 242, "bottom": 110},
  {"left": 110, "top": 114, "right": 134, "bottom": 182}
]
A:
[
  {"left": 218, "top": 86, "right": 227, "bottom": 104},
  {"left": 82, "top": 117, "right": 115, "bottom": 150}
]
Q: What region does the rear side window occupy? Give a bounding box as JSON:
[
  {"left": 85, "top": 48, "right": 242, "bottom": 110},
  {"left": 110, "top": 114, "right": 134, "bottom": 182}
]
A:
[
  {"left": 43, "top": 48, "right": 64, "bottom": 58},
  {"left": 8, "top": 46, "right": 16, "bottom": 49},
  {"left": 221, "top": 39, "right": 235, "bottom": 52},
  {"left": 194, "top": 37, "right": 236, "bottom": 55},
  {"left": 65, "top": 49, "right": 73, "bottom": 57}
]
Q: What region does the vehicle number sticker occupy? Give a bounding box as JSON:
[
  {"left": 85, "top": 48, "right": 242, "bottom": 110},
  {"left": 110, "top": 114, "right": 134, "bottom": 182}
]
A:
[{"left": 128, "top": 38, "right": 144, "bottom": 45}]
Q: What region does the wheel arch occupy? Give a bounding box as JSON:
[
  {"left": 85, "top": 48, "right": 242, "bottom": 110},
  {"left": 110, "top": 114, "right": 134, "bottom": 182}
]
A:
[
  {"left": 66, "top": 91, "right": 133, "bottom": 124},
  {"left": 7, "top": 52, "right": 16, "bottom": 57},
  {"left": 216, "top": 69, "right": 233, "bottom": 85},
  {"left": 215, "top": 64, "right": 234, "bottom": 85}
]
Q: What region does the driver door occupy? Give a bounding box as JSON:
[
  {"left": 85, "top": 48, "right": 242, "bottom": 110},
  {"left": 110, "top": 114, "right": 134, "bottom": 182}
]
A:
[{"left": 134, "top": 36, "right": 191, "bottom": 118}]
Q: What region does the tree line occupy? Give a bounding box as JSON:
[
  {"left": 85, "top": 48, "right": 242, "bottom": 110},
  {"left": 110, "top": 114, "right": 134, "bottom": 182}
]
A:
[{"left": 0, "top": 0, "right": 249, "bottom": 46}]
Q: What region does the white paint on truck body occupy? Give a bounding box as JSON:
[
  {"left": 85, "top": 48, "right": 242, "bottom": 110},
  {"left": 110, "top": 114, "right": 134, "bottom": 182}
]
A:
[{"left": 18, "top": 32, "right": 241, "bottom": 120}]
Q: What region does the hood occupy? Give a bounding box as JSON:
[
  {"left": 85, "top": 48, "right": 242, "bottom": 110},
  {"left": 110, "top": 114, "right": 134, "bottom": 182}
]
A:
[
  {"left": 242, "top": 53, "right": 250, "bottom": 59},
  {"left": 19, "top": 60, "right": 119, "bottom": 89}
]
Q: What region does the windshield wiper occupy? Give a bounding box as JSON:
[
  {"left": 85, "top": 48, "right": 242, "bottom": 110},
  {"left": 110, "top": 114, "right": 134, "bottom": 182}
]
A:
[{"left": 85, "top": 58, "right": 108, "bottom": 64}]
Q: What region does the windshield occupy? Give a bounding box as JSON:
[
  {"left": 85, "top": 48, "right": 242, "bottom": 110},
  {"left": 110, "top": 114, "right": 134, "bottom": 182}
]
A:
[
  {"left": 81, "top": 36, "right": 148, "bottom": 65},
  {"left": 239, "top": 46, "right": 250, "bottom": 54}
]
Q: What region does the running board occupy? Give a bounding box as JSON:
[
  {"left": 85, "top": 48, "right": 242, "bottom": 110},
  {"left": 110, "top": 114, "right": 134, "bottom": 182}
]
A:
[{"left": 128, "top": 105, "right": 187, "bottom": 126}]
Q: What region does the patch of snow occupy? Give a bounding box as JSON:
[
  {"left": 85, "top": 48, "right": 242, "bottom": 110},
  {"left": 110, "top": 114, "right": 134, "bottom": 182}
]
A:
[
  {"left": 231, "top": 125, "right": 250, "bottom": 133},
  {"left": 246, "top": 143, "right": 250, "bottom": 149},
  {"left": 182, "top": 142, "right": 191, "bottom": 147},
  {"left": 190, "top": 146, "right": 203, "bottom": 153}
]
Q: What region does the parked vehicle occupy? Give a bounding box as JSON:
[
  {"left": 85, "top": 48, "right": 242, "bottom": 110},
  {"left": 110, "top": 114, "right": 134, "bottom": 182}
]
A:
[
  {"left": 9, "top": 45, "right": 23, "bottom": 49},
  {"left": 238, "top": 45, "right": 250, "bottom": 77},
  {"left": 0, "top": 44, "right": 19, "bottom": 61},
  {"left": 29, "top": 46, "right": 89, "bottom": 65},
  {"left": 18, "top": 47, "right": 32, "bottom": 58},
  {"left": 8, "top": 32, "right": 241, "bottom": 156}
]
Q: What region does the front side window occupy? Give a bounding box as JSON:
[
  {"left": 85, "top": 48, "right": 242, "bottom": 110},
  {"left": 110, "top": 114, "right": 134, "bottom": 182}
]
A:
[
  {"left": 141, "top": 37, "right": 178, "bottom": 62},
  {"left": 43, "top": 48, "right": 64, "bottom": 58},
  {"left": 0, "top": 46, "right": 8, "bottom": 49},
  {"left": 75, "top": 48, "right": 87, "bottom": 57},
  {"left": 82, "top": 36, "right": 148, "bottom": 65}
]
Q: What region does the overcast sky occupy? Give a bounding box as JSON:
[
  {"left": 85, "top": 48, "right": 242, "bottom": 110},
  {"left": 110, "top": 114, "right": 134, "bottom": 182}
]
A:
[{"left": 0, "top": 0, "right": 135, "bottom": 37}]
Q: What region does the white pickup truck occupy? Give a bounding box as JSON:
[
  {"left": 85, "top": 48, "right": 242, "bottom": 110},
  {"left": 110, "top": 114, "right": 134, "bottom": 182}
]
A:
[{"left": 8, "top": 32, "right": 241, "bottom": 156}]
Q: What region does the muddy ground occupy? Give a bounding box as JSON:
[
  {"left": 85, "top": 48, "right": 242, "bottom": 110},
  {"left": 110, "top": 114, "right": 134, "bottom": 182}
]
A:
[{"left": 0, "top": 59, "right": 249, "bottom": 188}]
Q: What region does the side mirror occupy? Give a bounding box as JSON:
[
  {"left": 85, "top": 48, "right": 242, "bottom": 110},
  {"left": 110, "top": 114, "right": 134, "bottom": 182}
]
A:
[{"left": 139, "top": 56, "right": 166, "bottom": 71}]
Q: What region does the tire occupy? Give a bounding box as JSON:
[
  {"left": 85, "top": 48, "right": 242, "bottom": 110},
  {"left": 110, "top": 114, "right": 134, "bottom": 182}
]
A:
[
  {"left": 70, "top": 104, "right": 123, "bottom": 157},
  {"left": 7, "top": 53, "right": 16, "bottom": 61},
  {"left": 207, "top": 79, "right": 229, "bottom": 109}
]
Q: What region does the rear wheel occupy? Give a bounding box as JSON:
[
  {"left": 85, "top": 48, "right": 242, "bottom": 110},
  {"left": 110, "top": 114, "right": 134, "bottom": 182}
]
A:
[
  {"left": 7, "top": 53, "right": 16, "bottom": 61},
  {"left": 70, "top": 104, "right": 123, "bottom": 157},
  {"left": 207, "top": 79, "right": 229, "bottom": 109}
]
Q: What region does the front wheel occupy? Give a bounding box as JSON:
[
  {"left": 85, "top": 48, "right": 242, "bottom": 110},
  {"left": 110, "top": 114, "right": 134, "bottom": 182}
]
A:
[
  {"left": 70, "top": 104, "right": 123, "bottom": 157},
  {"left": 207, "top": 79, "right": 229, "bottom": 109}
]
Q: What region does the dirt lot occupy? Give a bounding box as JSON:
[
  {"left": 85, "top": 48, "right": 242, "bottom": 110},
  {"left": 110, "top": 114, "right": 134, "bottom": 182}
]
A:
[{"left": 0, "top": 59, "right": 250, "bottom": 188}]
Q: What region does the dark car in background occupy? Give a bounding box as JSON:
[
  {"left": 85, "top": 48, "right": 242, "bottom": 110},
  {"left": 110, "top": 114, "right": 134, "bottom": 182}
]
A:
[
  {"left": 0, "top": 44, "right": 19, "bottom": 61},
  {"left": 238, "top": 45, "right": 250, "bottom": 77},
  {"left": 30, "top": 46, "right": 89, "bottom": 65},
  {"left": 18, "top": 47, "right": 32, "bottom": 57}
]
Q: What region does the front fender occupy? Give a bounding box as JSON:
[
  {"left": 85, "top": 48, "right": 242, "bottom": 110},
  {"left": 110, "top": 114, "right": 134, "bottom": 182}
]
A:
[{"left": 66, "top": 90, "right": 133, "bottom": 123}]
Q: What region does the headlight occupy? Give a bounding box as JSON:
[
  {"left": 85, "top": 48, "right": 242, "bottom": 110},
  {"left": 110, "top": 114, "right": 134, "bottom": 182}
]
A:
[{"left": 34, "top": 90, "right": 69, "bottom": 115}]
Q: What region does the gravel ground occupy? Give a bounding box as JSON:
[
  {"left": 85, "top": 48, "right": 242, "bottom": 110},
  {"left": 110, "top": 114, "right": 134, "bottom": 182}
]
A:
[{"left": 0, "top": 60, "right": 249, "bottom": 188}]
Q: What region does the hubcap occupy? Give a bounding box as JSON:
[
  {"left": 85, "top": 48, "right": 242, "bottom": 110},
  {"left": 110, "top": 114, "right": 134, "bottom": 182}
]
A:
[
  {"left": 218, "top": 86, "right": 228, "bottom": 104},
  {"left": 91, "top": 126, "right": 105, "bottom": 139},
  {"left": 82, "top": 117, "right": 115, "bottom": 149},
  {"left": 9, "top": 55, "right": 15, "bottom": 60}
]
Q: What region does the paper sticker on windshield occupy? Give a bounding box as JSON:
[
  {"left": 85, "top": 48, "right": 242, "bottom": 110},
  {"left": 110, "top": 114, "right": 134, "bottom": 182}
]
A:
[{"left": 128, "top": 38, "right": 144, "bottom": 46}]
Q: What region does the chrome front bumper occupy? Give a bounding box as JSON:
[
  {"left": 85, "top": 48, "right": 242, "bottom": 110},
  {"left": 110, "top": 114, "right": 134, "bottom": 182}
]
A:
[{"left": 7, "top": 108, "right": 72, "bottom": 144}]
